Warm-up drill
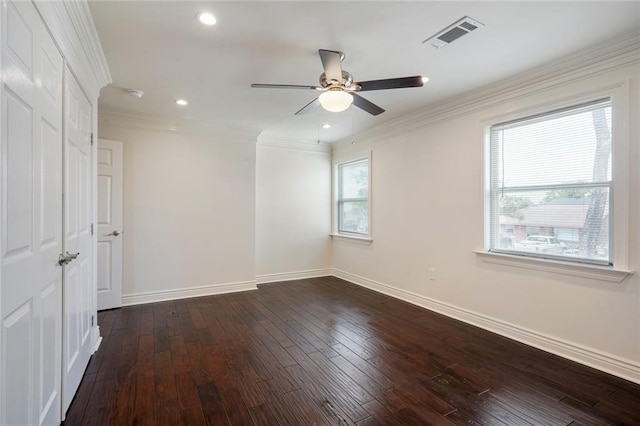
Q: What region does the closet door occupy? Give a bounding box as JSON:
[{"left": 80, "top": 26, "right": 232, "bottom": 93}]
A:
[
  {"left": 0, "top": 0, "right": 64, "bottom": 425},
  {"left": 62, "top": 66, "right": 94, "bottom": 413}
]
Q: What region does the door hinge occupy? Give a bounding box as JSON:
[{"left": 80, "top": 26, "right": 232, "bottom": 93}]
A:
[
  {"left": 90, "top": 223, "right": 94, "bottom": 235},
  {"left": 90, "top": 132, "right": 94, "bottom": 146},
  {"left": 91, "top": 315, "right": 94, "bottom": 327}
]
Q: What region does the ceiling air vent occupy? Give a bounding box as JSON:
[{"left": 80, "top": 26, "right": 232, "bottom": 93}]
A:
[{"left": 423, "top": 16, "right": 484, "bottom": 49}]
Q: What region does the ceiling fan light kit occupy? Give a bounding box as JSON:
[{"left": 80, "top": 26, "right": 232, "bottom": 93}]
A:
[
  {"left": 319, "top": 89, "right": 353, "bottom": 112},
  {"left": 251, "top": 49, "right": 424, "bottom": 116}
]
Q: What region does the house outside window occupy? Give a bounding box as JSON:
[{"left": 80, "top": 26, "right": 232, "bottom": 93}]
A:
[
  {"left": 337, "top": 158, "right": 369, "bottom": 236},
  {"left": 489, "top": 99, "right": 613, "bottom": 266}
]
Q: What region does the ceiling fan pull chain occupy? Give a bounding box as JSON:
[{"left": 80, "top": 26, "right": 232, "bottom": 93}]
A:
[{"left": 317, "top": 107, "right": 321, "bottom": 144}]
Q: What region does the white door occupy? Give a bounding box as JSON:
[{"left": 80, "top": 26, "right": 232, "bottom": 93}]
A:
[
  {"left": 97, "top": 138, "right": 123, "bottom": 310},
  {"left": 1, "top": 1, "right": 64, "bottom": 424},
  {"left": 62, "top": 67, "right": 94, "bottom": 413}
]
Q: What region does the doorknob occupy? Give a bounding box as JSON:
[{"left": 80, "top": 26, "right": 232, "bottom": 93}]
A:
[
  {"left": 66, "top": 251, "right": 80, "bottom": 261},
  {"left": 58, "top": 251, "right": 80, "bottom": 266},
  {"left": 105, "top": 230, "right": 122, "bottom": 237}
]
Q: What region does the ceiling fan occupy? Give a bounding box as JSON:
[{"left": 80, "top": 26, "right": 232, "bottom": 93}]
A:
[{"left": 251, "top": 49, "right": 424, "bottom": 116}]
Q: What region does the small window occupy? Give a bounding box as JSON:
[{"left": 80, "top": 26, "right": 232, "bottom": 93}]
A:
[
  {"left": 337, "top": 158, "right": 369, "bottom": 236},
  {"left": 489, "top": 99, "right": 613, "bottom": 265}
]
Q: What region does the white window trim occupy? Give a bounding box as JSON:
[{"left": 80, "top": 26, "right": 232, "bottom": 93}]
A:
[
  {"left": 474, "top": 250, "right": 631, "bottom": 283},
  {"left": 479, "top": 81, "right": 632, "bottom": 280},
  {"left": 330, "top": 233, "right": 373, "bottom": 244},
  {"left": 332, "top": 151, "right": 373, "bottom": 241}
]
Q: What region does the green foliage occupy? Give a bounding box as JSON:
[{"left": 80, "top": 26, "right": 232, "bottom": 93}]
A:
[
  {"left": 353, "top": 165, "right": 368, "bottom": 198},
  {"left": 543, "top": 188, "right": 590, "bottom": 203},
  {"left": 500, "top": 196, "right": 532, "bottom": 220}
]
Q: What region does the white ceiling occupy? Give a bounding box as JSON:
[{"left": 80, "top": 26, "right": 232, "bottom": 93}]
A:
[{"left": 89, "top": 1, "right": 640, "bottom": 143}]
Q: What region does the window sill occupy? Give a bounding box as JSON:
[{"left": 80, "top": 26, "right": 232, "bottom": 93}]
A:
[
  {"left": 474, "top": 250, "right": 632, "bottom": 283},
  {"left": 330, "top": 234, "right": 373, "bottom": 244}
]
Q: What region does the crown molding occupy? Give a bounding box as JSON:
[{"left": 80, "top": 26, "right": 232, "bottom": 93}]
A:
[
  {"left": 257, "top": 134, "right": 332, "bottom": 154},
  {"left": 98, "top": 110, "right": 262, "bottom": 143},
  {"left": 34, "top": 0, "right": 111, "bottom": 100},
  {"left": 335, "top": 32, "right": 640, "bottom": 149}
]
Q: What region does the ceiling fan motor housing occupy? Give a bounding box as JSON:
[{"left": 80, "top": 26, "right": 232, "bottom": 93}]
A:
[{"left": 320, "top": 70, "right": 353, "bottom": 89}]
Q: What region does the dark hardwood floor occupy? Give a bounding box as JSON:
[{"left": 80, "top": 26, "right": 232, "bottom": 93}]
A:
[{"left": 64, "top": 277, "right": 640, "bottom": 425}]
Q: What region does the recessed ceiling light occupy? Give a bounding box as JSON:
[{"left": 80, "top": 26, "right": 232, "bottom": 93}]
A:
[
  {"left": 196, "top": 12, "right": 216, "bottom": 26},
  {"left": 422, "top": 76, "right": 430, "bottom": 83},
  {"left": 322, "top": 123, "right": 331, "bottom": 129},
  {"left": 175, "top": 99, "right": 188, "bottom": 106}
]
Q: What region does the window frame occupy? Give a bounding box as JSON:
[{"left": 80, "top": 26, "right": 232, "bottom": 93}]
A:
[
  {"left": 482, "top": 83, "right": 631, "bottom": 277},
  {"left": 488, "top": 98, "right": 613, "bottom": 266},
  {"left": 333, "top": 153, "right": 372, "bottom": 241}
]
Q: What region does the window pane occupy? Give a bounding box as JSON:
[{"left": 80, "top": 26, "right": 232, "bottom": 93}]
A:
[
  {"left": 493, "top": 101, "right": 612, "bottom": 188},
  {"left": 494, "top": 188, "right": 610, "bottom": 262},
  {"left": 340, "top": 161, "right": 368, "bottom": 199},
  {"left": 339, "top": 201, "right": 368, "bottom": 234}
]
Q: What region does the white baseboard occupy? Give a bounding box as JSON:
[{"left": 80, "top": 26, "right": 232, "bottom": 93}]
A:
[
  {"left": 256, "top": 268, "right": 333, "bottom": 284},
  {"left": 122, "top": 280, "right": 257, "bottom": 306},
  {"left": 332, "top": 268, "right": 640, "bottom": 385},
  {"left": 91, "top": 326, "right": 102, "bottom": 353}
]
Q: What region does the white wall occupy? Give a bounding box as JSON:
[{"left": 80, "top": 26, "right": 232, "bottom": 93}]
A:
[
  {"left": 97, "top": 120, "right": 258, "bottom": 301},
  {"left": 332, "top": 56, "right": 640, "bottom": 382},
  {"left": 255, "top": 142, "right": 332, "bottom": 280}
]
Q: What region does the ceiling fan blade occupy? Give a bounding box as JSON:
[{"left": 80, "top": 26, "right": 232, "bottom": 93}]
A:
[
  {"left": 294, "top": 98, "right": 320, "bottom": 115},
  {"left": 355, "top": 75, "right": 424, "bottom": 92},
  {"left": 251, "top": 84, "right": 320, "bottom": 90},
  {"left": 318, "top": 49, "right": 343, "bottom": 83},
  {"left": 352, "top": 93, "right": 385, "bottom": 116}
]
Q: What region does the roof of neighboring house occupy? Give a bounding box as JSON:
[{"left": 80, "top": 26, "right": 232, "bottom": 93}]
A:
[
  {"left": 500, "top": 198, "right": 609, "bottom": 229},
  {"left": 502, "top": 196, "right": 610, "bottom": 229},
  {"left": 501, "top": 203, "right": 591, "bottom": 228}
]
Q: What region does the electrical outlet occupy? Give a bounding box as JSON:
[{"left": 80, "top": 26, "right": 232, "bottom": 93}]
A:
[{"left": 428, "top": 268, "right": 436, "bottom": 281}]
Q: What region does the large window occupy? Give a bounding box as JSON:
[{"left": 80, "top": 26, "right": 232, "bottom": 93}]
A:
[
  {"left": 489, "top": 99, "right": 613, "bottom": 266},
  {"left": 337, "top": 158, "right": 369, "bottom": 236}
]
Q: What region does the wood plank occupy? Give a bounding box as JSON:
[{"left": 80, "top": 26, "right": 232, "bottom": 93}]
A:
[
  {"left": 249, "top": 403, "right": 280, "bottom": 426},
  {"left": 220, "top": 388, "right": 255, "bottom": 425},
  {"left": 197, "top": 381, "right": 229, "bottom": 425},
  {"left": 330, "top": 344, "right": 394, "bottom": 390},
  {"left": 132, "top": 371, "right": 155, "bottom": 426},
  {"left": 285, "top": 348, "right": 371, "bottom": 422},
  {"left": 154, "top": 399, "right": 181, "bottom": 426},
  {"left": 107, "top": 377, "right": 136, "bottom": 424},
  {"left": 62, "top": 372, "right": 96, "bottom": 424},
  {"left": 153, "top": 350, "right": 177, "bottom": 401},
  {"left": 78, "top": 379, "right": 116, "bottom": 426}
]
